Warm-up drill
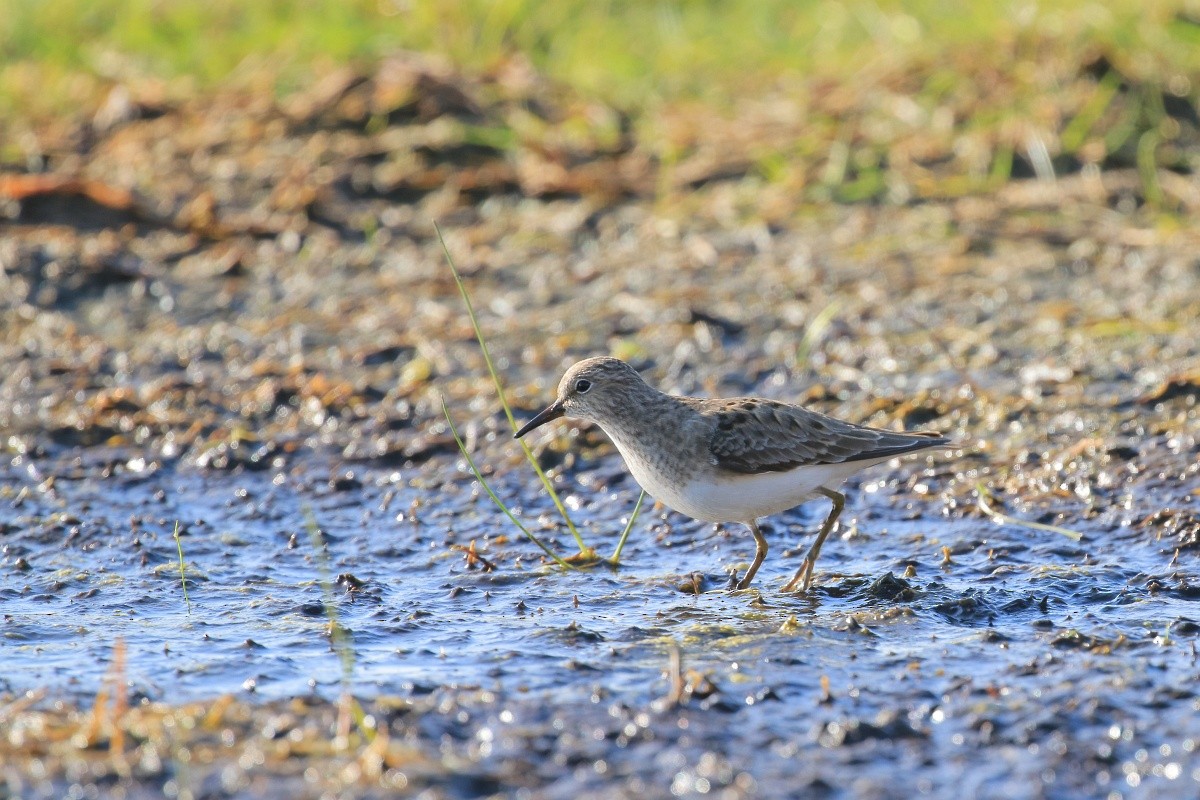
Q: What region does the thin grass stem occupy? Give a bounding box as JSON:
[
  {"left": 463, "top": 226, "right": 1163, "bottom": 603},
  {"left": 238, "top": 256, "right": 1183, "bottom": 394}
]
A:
[
  {"left": 302, "top": 508, "right": 374, "bottom": 744},
  {"left": 608, "top": 490, "right": 646, "bottom": 565},
  {"left": 976, "top": 482, "right": 1083, "bottom": 542},
  {"left": 796, "top": 299, "right": 841, "bottom": 371},
  {"left": 172, "top": 521, "right": 192, "bottom": 615},
  {"left": 434, "top": 222, "right": 588, "bottom": 553},
  {"left": 441, "top": 396, "right": 577, "bottom": 570}
]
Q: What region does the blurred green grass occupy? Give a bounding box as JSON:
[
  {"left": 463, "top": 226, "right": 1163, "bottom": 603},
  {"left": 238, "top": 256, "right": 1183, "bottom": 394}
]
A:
[
  {"left": 4, "top": 0, "right": 1200, "bottom": 202},
  {"left": 5, "top": 0, "right": 1198, "bottom": 110}
]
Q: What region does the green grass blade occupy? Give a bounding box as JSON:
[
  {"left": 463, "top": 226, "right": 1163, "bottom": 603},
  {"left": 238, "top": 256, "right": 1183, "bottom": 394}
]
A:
[
  {"left": 608, "top": 489, "right": 647, "bottom": 564},
  {"left": 302, "top": 507, "right": 375, "bottom": 745},
  {"left": 988, "top": 145, "right": 1014, "bottom": 187},
  {"left": 1137, "top": 131, "right": 1163, "bottom": 209},
  {"left": 796, "top": 299, "right": 841, "bottom": 370},
  {"left": 434, "top": 222, "right": 588, "bottom": 553},
  {"left": 976, "top": 482, "right": 1083, "bottom": 542},
  {"left": 303, "top": 510, "right": 356, "bottom": 681},
  {"left": 441, "top": 396, "right": 577, "bottom": 570},
  {"left": 1061, "top": 70, "right": 1120, "bottom": 154},
  {"left": 172, "top": 521, "right": 192, "bottom": 614}
]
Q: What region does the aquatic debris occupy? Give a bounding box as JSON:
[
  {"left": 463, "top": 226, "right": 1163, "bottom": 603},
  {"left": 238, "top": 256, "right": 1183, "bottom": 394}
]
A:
[
  {"left": 654, "top": 642, "right": 718, "bottom": 711},
  {"left": 976, "top": 483, "right": 1083, "bottom": 541},
  {"left": 452, "top": 540, "right": 497, "bottom": 572}
]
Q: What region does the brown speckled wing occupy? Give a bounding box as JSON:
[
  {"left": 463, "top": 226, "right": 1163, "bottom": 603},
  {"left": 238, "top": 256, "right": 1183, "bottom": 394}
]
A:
[{"left": 693, "top": 398, "right": 948, "bottom": 475}]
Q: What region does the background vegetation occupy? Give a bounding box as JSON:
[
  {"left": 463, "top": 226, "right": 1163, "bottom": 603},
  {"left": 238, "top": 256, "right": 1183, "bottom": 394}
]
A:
[
  {"left": 5, "top": 1, "right": 1198, "bottom": 104},
  {"left": 6, "top": 0, "right": 1200, "bottom": 203}
]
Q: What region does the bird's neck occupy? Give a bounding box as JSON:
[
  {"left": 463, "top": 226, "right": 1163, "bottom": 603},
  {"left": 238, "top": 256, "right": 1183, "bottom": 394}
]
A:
[{"left": 596, "top": 392, "right": 702, "bottom": 481}]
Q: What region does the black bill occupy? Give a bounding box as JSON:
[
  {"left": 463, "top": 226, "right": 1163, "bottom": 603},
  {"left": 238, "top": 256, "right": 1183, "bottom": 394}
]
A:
[{"left": 514, "top": 400, "right": 566, "bottom": 439}]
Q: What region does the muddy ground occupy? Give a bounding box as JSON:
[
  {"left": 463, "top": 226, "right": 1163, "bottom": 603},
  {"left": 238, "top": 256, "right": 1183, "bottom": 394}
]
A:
[{"left": 2, "top": 57, "right": 1200, "bottom": 799}]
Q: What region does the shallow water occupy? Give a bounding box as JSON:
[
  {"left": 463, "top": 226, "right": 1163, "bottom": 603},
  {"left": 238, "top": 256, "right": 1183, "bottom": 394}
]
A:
[{"left": 3, "top": 444, "right": 1198, "bottom": 797}]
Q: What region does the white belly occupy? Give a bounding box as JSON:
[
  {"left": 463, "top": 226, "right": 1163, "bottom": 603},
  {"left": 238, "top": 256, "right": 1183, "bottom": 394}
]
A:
[
  {"left": 612, "top": 437, "right": 870, "bottom": 523},
  {"left": 668, "top": 463, "right": 860, "bottom": 522}
]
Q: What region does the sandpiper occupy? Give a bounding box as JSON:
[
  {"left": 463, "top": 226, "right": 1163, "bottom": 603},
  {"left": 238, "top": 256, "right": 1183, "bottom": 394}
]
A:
[{"left": 515, "top": 357, "right": 950, "bottom": 592}]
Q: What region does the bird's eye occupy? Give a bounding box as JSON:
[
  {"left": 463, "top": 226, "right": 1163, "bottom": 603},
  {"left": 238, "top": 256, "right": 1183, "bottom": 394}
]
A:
[{"left": 574, "top": 379, "right": 592, "bottom": 394}]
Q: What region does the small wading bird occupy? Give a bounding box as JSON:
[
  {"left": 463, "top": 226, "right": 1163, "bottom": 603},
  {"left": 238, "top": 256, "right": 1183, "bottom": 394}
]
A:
[{"left": 515, "top": 357, "right": 950, "bottom": 592}]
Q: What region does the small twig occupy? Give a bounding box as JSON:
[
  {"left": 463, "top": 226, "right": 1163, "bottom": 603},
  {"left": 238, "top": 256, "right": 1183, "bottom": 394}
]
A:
[
  {"left": 976, "top": 482, "right": 1083, "bottom": 541},
  {"left": 109, "top": 639, "right": 128, "bottom": 765},
  {"left": 451, "top": 541, "right": 498, "bottom": 572},
  {"left": 795, "top": 299, "right": 841, "bottom": 373},
  {"left": 662, "top": 642, "right": 685, "bottom": 709},
  {"left": 0, "top": 689, "right": 44, "bottom": 725}
]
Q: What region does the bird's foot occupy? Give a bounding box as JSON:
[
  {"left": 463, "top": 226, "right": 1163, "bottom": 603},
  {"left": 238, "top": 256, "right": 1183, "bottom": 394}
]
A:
[{"left": 782, "top": 558, "right": 814, "bottom": 594}]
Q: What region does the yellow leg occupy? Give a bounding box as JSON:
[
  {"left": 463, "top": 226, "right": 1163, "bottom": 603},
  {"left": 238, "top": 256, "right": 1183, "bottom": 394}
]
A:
[
  {"left": 736, "top": 520, "right": 767, "bottom": 590},
  {"left": 782, "top": 488, "right": 845, "bottom": 593}
]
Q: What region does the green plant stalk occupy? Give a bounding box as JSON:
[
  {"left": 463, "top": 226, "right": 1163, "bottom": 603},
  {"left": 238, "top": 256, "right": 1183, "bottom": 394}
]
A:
[
  {"left": 976, "top": 482, "right": 1083, "bottom": 541},
  {"left": 172, "top": 521, "right": 192, "bottom": 615},
  {"left": 303, "top": 508, "right": 373, "bottom": 743},
  {"left": 796, "top": 299, "right": 842, "bottom": 370},
  {"left": 441, "top": 396, "right": 577, "bottom": 570},
  {"left": 1137, "top": 131, "right": 1163, "bottom": 208},
  {"left": 1060, "top": 70, "right": 1120, "bottom": 153},
  {"left": 988, "top": 145, "right": 1014, "bottom": 187},
  {"left": 434, "top": 222, "right": 588, "bottom": 553},
  {"left": 608, "top": 489, "right": 647, "bottom": 565}
]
